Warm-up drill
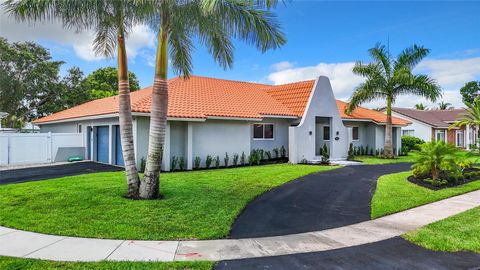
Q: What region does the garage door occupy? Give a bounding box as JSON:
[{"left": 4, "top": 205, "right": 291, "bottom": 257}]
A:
[
  {"left": 115, "top": 126, "right": 124, "bottom": 166},
  {"left": 96, "top": 126, "right": 109, "bottom": 163}
]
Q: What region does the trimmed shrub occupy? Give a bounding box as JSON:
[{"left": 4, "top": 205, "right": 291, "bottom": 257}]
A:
[
  {"left": 205, "top": 155, "right": 213, "bottom": 169},
  {"left": 140, "top": 157, "right": 146, "bottom": 173},
  {"left": 273, "top": 148, "right": 279, "bottom": 159},
  {"left": 240, "top": 152, "right": 246, "bottom": 166},
  {"left": 171, "top": 156, "right": 178, "bottom": 171},
  {"left": 265, "top": 151, "right": 272, "bottom": 160},
  {"left": 233, "top": 153, "right": 239, "bottom": 167},
  {"left": 224, "top": 152, "right": 229, "bottom": 167},
  {"left": 402, "top": 136, "right": 425, "bottom": 153},
  {"left": 280, "top": 145, "right": 286, "bottom": 158},
  {"left": 194, "top": 156, "right": 201, "bottom": 169},
  {"left": 348, "top": 143, "right": 355, "bottom": 160},
  {"left": 321, "top": 144, "right": 329, "bottom": 163},
  {"left": 215, "top": 155, "right": 220, "bottom": 169},
  {"left": 179, "top": 157, "right": 185, "bottom": 171}
]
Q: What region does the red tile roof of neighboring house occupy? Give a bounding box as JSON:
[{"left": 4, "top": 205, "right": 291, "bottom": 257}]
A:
[
  {"left": 391, "top": 107, "right": 466, "bottom": 128},
  {"left": 33, "top": 75, "right": 409, "bottom": 126}
]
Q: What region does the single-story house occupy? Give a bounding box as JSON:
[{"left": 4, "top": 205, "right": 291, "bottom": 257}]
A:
[
  {"left": 390, "top": 107, "right": 477, "bottom": 149},
  {"left": 33, "top": 76, "right": 409, "bottom": 170}
]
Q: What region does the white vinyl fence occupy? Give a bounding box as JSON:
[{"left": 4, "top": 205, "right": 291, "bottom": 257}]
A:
[{"left": 0, "top": 133, "right": 85, "bottom": 166}]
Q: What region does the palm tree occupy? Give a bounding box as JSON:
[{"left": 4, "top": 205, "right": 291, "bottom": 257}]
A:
[
  {"left": 450, "top": 99, "right": 480, "bottom": 147},
  {"left": 415, "top": 103, "right": 427, "bottom": 110},
  {"left": 4, "top": 0, "right": 146, "bottom": 198},
  {"left": 438, "top": 101, "right": 452, "bottom": 110},
  {"left": 139, "top": 0, "right": 286, "bottom": 199},
  {"left": 346, "top": 43, "right": 441, "bottom": 157}
]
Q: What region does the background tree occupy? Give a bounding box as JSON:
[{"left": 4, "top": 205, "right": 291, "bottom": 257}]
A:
[
  {"left": 437, "top": 101, "right": 452, "bottom": 110},
  {"left": 85, "top": 67, "right": 140, "bottom": 99},
  {"left": 450, "top": 99, "right": 480, "bottom": 146},
  {"left": 346, "top": 43, "right": 441, "bottom": 157},
  {"left": 0, "top": 38, "right": 88, "bottom": 127},
  {"left": 414, "top": 103, "right": 427, "bottom": 110},
  {"left": 4, "top": 0, "right": 149, "bottom": 198},
  {"left": 139, "top": 0, "right": 286, "bottom": 199},
  {"left": 460, "top": 81, "right": 480, "bottom": 105}
]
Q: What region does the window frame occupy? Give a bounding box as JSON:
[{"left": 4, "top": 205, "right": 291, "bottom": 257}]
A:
[
  {"left": 435, "top": 129, "right": 446, "bottom": 142},
  {"left": 323, "top": 125, "right": 330, "bottom": 141},
  {"left": 351, "top": 126, "right": 359, "bottom": 141},
  {"left": 455, "top": 130, "right": 464, "bottom": 147},
  {"left": 402, "top": 129, "right": 415, "bottom": 137},
  {"left": 252, "top": 123, "right": 275, "bottom": 140}
]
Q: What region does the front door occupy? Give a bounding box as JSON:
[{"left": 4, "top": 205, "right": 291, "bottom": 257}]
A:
[{"left": 114, "top": 125, "right": 124, "bottom": 166}]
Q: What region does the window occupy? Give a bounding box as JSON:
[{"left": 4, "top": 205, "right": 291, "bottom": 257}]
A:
[
  {"left": 323, "top": 126, "right": 330, "bottom": 141},
  {"left": 435, "top": 130, "right": 446, "bottom": 142},
  {"left": 77, "top": 124, "right": 82, "bottom": 133},
  {"left": 253, "top": 124, "right": 274, "bottom": 140},
  {"left": 402, "top": 130, "right": 414, "bottom": 137},
  {"left": 352, "top": 126, "right": 359, "bottom": 141},
  {"left": 456, "top": 130, "right": 464, "bottom": 147}
]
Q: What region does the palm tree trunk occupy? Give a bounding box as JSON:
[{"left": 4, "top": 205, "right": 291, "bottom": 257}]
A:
[
  {"left": 384, "top": 95, "right": 394, "bottom": 157},
  {"left": 117, "top": 32, "right": 140, "bottom": 198},
  {"left": 140, "top": 25, "right": 168, "bottom": 199}
]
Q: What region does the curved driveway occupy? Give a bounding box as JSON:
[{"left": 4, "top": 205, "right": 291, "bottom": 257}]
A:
[{"left": 230, "top": 163, "right": 412, "bottom": 238}]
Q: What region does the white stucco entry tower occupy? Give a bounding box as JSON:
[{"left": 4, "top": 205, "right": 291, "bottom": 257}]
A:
[{"left": 289, "top": 76, "right": 348, "bottom": 163}]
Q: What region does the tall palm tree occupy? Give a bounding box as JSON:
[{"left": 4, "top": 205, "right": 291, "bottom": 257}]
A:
[
  {"left": 415, "top": 103, "right": 427, "bottom": 110},
  {"left": 139, "top": 0, "right": 286, "bottom": 199},
  {"left": 4, "top": 0, "right": 146, "bottom": 198},
  {"left": 450, "top": 99, "right": 480, "bottom": 146},
  {"left": 438, "top": 101, "right": 452, "bottom": 110},
  {"left": 346, "top": 43, "right": 441, "bottom": 157}
]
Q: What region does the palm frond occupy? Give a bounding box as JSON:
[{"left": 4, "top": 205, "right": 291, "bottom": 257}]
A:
[
  {"left": 368, "top": 43, "right": 391, "bottom": 78},
  {"left": 345, "top": 79, "right": 386, "bottom": 114},
  {"left": 395, "top": 44, "right": 429, "bottom": 70}
]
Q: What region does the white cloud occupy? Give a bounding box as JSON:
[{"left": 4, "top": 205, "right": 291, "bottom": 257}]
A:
[
  {"left": 267, "top": 62, "right": 365, "bottom": 99},
  {"left": 267, "top": 57, "right": 480, "bottom": 109},
  {"left": 0, "top": 8, "right": 156, "bottom": 61},
  {"left": 271, "top": 61, "right": 295, "bottom": 71}
]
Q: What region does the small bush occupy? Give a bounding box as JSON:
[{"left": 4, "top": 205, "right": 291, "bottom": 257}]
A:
[
  {"left": 224, "top": 152, "right": 229, "bottom": 167},
  {"left": 280, "top": 145, "right": 286, "bottom": 158},
  {"left": 348, "top": 143, "right": 355, "bottom": 160},
  {"left": 369, "top": 148, "right": 374, "bottom": 156},
  {"left": 273, "top": 148, "right": 279, "bottom": 159},
  {"left": 258, "top": 149, "right": 264, "bottom": 161},
  {"left": 215, "top": 155, "right": 220, "bottom": 169},
  {"left": 233, "top": 153, "right": 239, "bottom": 167},
  {"left": 205, "top": 155, "right": 213, "bottom": 169},
  {"left": 171, "top": 156, "right": 178, "bottom": 171},
  {"left": 194, "top": 156, "right": 201, "bottom": 169},
  {"left": 265, "top": 151, "right": 272, "bottom": 160},
  {"left": 360, "top": 146, "right": 365, "bottom": 155},
  {"left": 240, "top": 152, "right": 246, "bottom": 166},
  {"left": 179, "top": 157, "right": 185, "bottom": 171},
  {"left": 402, "top": 136, "right": 425, "bottom": 153},
  {"left": 365, "top": 146, "right": 369, "bottom": 156},
  {"left": 300, "top": 158, "right": 308, "bottom": 164},
  {"left": 140, "top": 157, "right": 146, "bottom": 173},
  {"left": 321, "top": 144, "right": 329, "bottom": 163}
]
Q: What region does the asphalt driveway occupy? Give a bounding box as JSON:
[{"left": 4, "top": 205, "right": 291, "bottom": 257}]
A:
[
  {"left": 229, "top": 163, "right": 412, "bottom": 238},
  {"left": 0, "top": 161, "right": 123, "bottom": 185},
  {"left": 215, "top": 237, "right": 480, "bottom": 270}
]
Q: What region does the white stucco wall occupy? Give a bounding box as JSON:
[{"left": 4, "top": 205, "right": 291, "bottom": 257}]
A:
[
  {"left": 289, "top": 76, "right": 348, "bottom": 163},
  {"left": 391, "top": 111, "right": 432, "bottom": 142}
]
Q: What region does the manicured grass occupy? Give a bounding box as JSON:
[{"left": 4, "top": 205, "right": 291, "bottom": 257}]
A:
[
  {"left": 0, "top": 256, "right": 213, "bottom": 270},
  {"left": 404, "top": 207, "right": 480, "bottom": 253},
  {"left": 357, "top": 154, "right": 415, "bottom": 165},
  {"left": 0, "top": 164, "right": 337, "bottom": 240},
  {"left": 371, "top": 171, "right": 480, "bottom": 218}
]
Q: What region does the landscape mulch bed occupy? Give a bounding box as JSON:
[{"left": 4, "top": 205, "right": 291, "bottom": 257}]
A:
[{"left": 407, "top": 168, "right": 480, "bottom": 190}]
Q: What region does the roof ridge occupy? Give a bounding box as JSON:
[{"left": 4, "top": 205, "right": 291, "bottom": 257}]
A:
[{"left": 170, "top": 75, "right": 272, "bottom": 87}]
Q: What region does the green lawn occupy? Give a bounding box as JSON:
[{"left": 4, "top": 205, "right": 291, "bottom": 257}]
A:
[
  {"left": 0, "top": 164, "right": 337, "bottom": 240},
  {"left": 0, "top": 257, "right": 213, "bottom": 270},
  {"left": 371, "top": 171, "right": 480, "bottom": 218},
  {"left": 357, "top": 154, "right": 415, "bottom": 164},
  {"left": 404, "top": 207, "right": 480, "bottom": 253}
]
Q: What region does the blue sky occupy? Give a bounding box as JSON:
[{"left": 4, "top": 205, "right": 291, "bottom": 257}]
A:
[{"left": 1, "top": 1, "right": 479, "bottom": 108}]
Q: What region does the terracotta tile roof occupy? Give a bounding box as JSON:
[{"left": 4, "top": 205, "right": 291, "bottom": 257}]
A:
[
  {"left": 391, "top": 107, "right": 466, "bottom": 128},
  {"left": 33, "top": 75, "right": 409, "bottom": 126},
  {"left": 337, "top": 101, "right": 409, "bottom": 126}
]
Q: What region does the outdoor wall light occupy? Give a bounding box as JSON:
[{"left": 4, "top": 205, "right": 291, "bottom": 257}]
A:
[{"left": 309, "top": 131, "right": 312, "bottom": 135}]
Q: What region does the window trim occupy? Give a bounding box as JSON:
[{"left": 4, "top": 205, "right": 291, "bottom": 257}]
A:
[
  {"left": 402, "top": 129, "right": 415, "bottom": 137},
  {"left": 455, "top": 130, "right": 464, "bottom": 147},
  {"left": 351, "top": 126, "right": 360, "bottom": 141},
  {"left": 323, "top": 125, "right": 330, "bottom": 141},
  {"left": 435, "top": 129, "right": 446, "bottom": 142},
  {"left": 252, "top": 123, "right": 275, "bottom": 140}
]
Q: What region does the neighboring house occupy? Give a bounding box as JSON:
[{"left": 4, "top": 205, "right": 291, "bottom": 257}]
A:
[
  {"left": 33, "top": 76, "right": 408, "bottom": 170},
  {"left": 390, "top": 107, "right": 476, "bottom": 149}
]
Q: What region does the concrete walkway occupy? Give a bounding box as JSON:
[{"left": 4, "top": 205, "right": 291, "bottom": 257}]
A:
[{"left": 0, "top": 190, "right": 478, "bottom": 262}]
